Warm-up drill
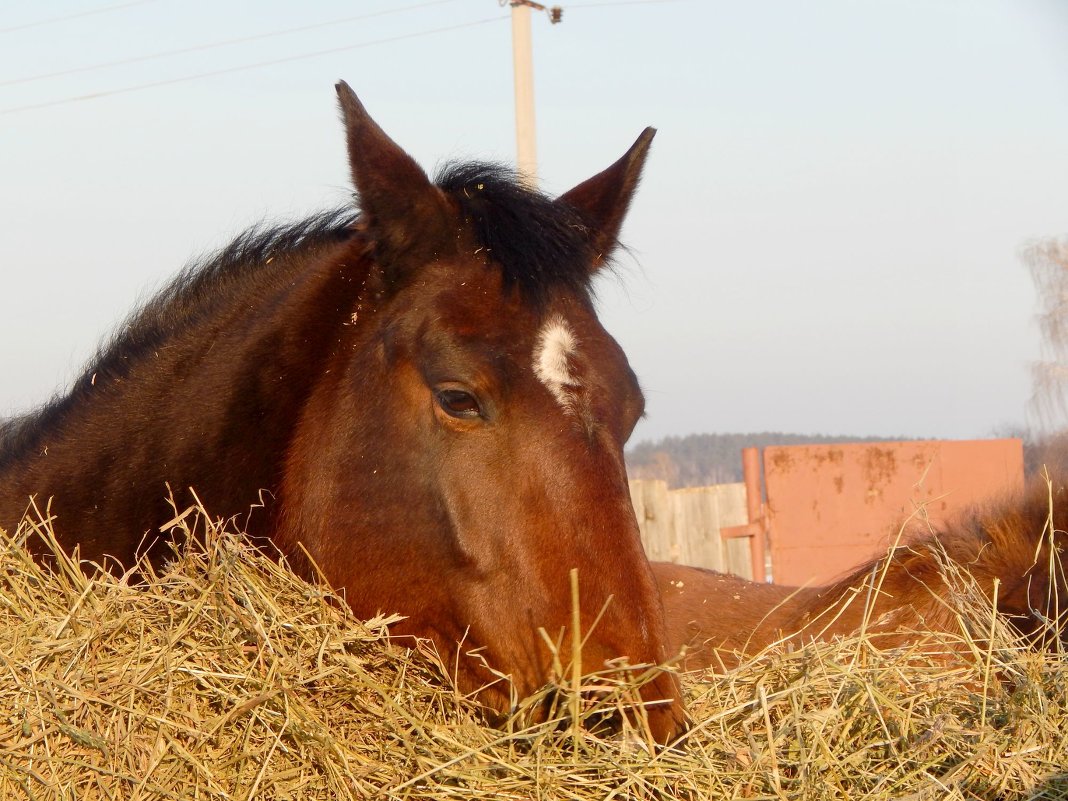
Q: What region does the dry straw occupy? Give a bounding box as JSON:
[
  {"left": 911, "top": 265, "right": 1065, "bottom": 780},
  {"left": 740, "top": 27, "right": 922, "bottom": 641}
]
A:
[{"left": 1, "top": 501, "right": 1066, "bottom": 800}]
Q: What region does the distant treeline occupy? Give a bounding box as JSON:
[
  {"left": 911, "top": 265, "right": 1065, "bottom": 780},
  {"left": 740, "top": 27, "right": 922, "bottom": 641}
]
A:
[{"left": 626, "top": 432, "right": 911, "bottom": 488}]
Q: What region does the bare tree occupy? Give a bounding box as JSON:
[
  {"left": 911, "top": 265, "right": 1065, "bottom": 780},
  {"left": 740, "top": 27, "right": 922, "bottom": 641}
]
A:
[{"left": 1025, "top": 237, "right": 1068, "bottom": 434}]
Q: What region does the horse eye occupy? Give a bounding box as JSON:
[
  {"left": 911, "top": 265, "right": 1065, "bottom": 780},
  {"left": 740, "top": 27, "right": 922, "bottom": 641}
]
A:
[{"left": 436, "top": 389, "right": 481, "bottom": 419}]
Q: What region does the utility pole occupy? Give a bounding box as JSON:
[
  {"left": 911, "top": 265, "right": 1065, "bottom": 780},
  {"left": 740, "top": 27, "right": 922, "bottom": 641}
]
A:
[
  {"left": 505, "top": 1, "right": 562, "bottom": 186},
  {"left": 511, "top": 2, "right": 537, "bottom": 185}
]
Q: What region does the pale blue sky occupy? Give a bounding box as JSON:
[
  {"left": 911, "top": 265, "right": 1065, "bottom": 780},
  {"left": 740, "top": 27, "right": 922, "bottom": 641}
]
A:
[{"left": 2, "top": 0, "right": 1067, "bottom": 444}]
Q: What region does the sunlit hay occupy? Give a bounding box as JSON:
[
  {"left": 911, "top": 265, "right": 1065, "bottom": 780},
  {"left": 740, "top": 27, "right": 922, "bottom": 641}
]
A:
[
  {"left": 1, "top": 502, "right": 1066, "bottom": 800},
  {"left": 0, "top": 504, "right": 468, "bottom": 799},
  {"left": 680, "top": 531, "right": 1068, "bottom": 800}
]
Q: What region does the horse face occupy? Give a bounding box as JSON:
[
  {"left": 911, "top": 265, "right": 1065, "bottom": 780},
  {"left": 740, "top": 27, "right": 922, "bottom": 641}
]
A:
[
  {"left": 369, "top": 260, "right": 679, "bottom": 734},
  {"left": 277, "top": 84, "right": 683, "bottom": 743}
]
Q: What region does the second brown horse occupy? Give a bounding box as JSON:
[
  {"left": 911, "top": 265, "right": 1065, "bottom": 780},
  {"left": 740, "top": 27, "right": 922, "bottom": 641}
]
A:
[{"left": 655, "top": 468, "right": 1067, "bottom": 671}]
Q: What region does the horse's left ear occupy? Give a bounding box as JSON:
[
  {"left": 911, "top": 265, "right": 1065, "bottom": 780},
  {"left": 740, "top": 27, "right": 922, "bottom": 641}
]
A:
[
  {"left": 336, "top": 81, "right": 451, "bottom": 272},
  {"left": 557, "top": 127, "right": 656, "bottom": 270}
]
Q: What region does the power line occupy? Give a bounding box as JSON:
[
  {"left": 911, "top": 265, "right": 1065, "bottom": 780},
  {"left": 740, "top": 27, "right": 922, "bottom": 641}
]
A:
[
  {"left": 0, "top": 0, "right": 165, "bottom": 34},
  {"left": 0, "top": 15, "right": 508, "bottom": 116},
  {"left": 2, "top": 0, "right": 464, "bottom": 88},
  {"left": 568, "top": 0, "right": 687, "bottom": 7}
]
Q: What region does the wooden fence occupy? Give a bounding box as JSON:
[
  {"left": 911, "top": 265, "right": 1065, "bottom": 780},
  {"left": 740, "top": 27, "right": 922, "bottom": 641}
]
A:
[{"left": 628, "top": 480, "right": 752, "bottom": 579}]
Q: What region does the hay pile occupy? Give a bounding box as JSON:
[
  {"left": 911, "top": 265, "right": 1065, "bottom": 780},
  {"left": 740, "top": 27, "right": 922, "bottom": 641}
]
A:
[{"left": 1, "top": 505, "right": 1066, "bottom": 800}]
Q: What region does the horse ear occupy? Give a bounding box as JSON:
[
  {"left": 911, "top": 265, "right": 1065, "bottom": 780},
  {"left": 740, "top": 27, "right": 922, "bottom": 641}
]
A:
[
  {"left": 335, "top": 81, "right": 450, "bottom": 270},
  {"left": 557, "top": 127, "right": 656, "bottom": 269}
]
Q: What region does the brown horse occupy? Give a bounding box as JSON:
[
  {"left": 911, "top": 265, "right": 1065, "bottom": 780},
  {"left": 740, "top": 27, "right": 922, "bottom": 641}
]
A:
[
  {"left": 655, "top": 468, "right": 1068, "bottom": 671},
  {"left": 0, "top": 82, "right": 684, "bottom": 742}
]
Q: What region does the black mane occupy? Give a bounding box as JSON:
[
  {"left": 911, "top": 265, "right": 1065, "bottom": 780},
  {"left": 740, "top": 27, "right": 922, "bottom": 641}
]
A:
[
  {"left": 435, "top": 162, "right": 599, "bottom": 305},
  {"left": 2, "top": 164, "right": 602, "bottom": 459},
  {"left": 0, "top": 210, "right": 356, "bottom": 461}
]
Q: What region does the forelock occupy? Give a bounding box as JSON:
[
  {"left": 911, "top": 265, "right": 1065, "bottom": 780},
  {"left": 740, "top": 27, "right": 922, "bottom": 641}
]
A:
[{"left": 435, "top": 162, "right": 598, "bottom": 307}]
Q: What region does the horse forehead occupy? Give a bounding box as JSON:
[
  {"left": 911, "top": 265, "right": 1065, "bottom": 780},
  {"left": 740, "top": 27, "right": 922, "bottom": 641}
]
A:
[
  {"left": 417, "top": 265, "right": 611, "bottom": 363},
  {"left": 425, "top": 278, "right": 535, "bottom": 344}
]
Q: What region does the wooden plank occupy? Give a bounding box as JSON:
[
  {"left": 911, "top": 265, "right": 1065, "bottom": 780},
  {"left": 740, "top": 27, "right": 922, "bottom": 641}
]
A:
[
  {"left": 629, "top": 480, "right": 750, "bottom": 578},
  {"left": 712, "top": 483, "right": 751, "bottom": 578},
  {"left": 629, "top": 479, "right": 674, "bottom": 563}
]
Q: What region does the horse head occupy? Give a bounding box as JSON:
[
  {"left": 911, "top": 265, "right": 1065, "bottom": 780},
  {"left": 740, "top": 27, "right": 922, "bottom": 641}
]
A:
[{"left": 278, "top": 83, "right": 684, "bottom": 742}]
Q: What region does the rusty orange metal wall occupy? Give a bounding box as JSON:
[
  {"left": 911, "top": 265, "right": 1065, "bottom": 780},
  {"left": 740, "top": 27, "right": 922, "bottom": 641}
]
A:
[{"left": 764, "top": 439, "right": 1024, "bottom": 586}]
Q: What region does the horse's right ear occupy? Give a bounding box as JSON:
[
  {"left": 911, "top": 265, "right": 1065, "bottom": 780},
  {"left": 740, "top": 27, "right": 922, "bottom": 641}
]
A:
[
  {"left": 557, "top": 127, "right": 655, "bottom": 271},
  {"left": 336, "top": 81, "right": 450, "bottom": 271}
]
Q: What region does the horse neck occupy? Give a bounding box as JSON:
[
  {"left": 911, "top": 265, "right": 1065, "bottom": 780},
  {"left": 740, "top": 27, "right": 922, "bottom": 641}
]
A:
[
  {"left": 799, "top": 483, "right": 1062, "bottom": 638},
  {"left": 0, "top": 234, "right": 370, "bottom": 563},
  {"left": 958, "top": 484, "right": 1068, "bottom": 627}
]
